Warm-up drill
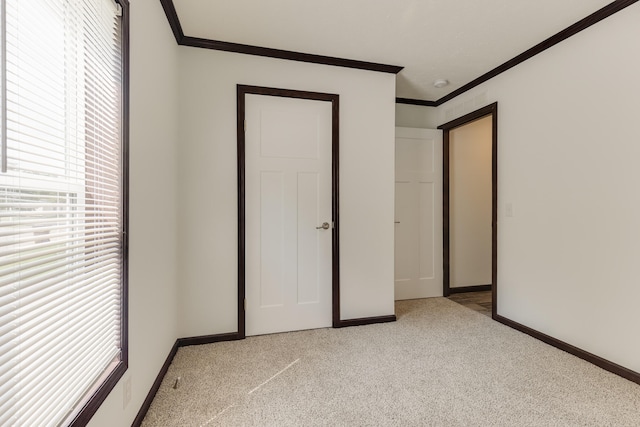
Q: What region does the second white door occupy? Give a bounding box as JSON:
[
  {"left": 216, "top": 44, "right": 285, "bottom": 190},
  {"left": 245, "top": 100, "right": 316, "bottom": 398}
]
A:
[
  {"left": 394, "top": 127, "right": 443, "bottom": 300},
  {"left": 245, "top": 94, "right": 333, "bottom": 336}
]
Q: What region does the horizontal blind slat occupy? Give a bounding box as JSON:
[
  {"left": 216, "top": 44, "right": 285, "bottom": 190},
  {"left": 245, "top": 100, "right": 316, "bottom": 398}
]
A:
[
  {"left": 0, "top": 236, "right": 121, "bottom": 282},
  {"left": 18, "top": 327, "right": 118, "bottom": 425}
]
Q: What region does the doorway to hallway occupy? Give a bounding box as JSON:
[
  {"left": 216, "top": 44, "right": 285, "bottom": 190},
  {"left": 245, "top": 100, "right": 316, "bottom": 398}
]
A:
[{"left": 438, "top": 103, "right": 498, "bottom": 318}]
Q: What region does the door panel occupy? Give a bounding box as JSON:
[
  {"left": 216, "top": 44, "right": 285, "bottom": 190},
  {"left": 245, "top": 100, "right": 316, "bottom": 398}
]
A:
[
  {"left": 419, "top": 181, "right": 436, "bottom": 280},
  {"left": 297, "top": 172, "right": 321, "bottom": 304},
  {"left": 245, "top": 94, "right": 332, "bottom": 336},
  {"left": 259, "top": 171, "right": 285, "bottom": 307},
  {"left": 394, "top": 182, "right": 414, "bottom": 283},
  {"left": 394, "top": 128, "right": 443, "bottom": 300},
  {"left": 260, "top": 108, "right": 320, "bottom": 159}
]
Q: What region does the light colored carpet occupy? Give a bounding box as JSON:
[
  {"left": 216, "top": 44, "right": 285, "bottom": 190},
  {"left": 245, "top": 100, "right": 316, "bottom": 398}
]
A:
[{"left": 141, "top": 298, "right": 640, "bottom": 426}]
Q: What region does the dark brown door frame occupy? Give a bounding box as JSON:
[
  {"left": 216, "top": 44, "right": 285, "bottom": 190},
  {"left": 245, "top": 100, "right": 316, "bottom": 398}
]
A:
[
  {"left": 438, "top": 102, "right": 498, "bottom": 318},
  {"left": 236, "top": 84, "right": 341, "bottom": 338}
]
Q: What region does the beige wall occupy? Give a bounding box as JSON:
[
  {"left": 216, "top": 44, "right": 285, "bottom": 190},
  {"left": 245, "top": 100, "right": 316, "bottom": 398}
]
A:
[
  {"left": 395, "top": 103, "right": 438, "bottom": 129},
  {"left": 176, "top": 47, "right": 397, "bottom": 337},
  {"left": 437, "top": 2, "right": 640, "bottom": 372},
  {"left": 88, "top": 0, "right": 180, "bottom": 425},
  {"left": 450, "top": 116, "right": 493, "bottom": 288}
]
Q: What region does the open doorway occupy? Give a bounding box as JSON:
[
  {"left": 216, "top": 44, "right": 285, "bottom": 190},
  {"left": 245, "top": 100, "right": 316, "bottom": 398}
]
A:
[{"left": 438, "top": 103, "right": 497, "bottom": 318}]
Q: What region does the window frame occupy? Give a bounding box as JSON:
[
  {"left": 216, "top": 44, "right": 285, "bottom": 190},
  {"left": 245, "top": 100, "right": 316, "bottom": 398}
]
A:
[{"left": 63, "top": 0, "right": 129, "bottom": 425}]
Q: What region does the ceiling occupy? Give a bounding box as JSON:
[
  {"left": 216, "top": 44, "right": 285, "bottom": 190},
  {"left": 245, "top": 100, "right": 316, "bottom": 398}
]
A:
[{"left": 171, "top": 0, "right": 615, "bottom": 101}]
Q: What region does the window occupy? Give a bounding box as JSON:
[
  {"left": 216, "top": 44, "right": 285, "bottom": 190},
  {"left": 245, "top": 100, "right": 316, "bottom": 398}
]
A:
[{"left": 0, "top": 0, "right": 128, "bottom": 425}]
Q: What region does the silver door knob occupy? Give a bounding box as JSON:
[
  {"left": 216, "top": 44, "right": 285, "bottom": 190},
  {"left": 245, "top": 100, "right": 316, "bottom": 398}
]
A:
[{"left": 316, "top": 222, "right": 330, "bottom": 230}]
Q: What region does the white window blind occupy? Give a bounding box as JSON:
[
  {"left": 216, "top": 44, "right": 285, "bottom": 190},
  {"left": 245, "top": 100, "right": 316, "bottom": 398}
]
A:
[{"left": 0, "top": 0, "right": 125, "bottom": 425}]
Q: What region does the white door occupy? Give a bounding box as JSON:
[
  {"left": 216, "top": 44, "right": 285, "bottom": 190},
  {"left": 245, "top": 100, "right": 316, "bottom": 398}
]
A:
[
  {"left": 245, "top": 94, "right": 333, "bottom": 336},
  {"left": 394, "top": 127, "right": 443, "bottom": 300}
]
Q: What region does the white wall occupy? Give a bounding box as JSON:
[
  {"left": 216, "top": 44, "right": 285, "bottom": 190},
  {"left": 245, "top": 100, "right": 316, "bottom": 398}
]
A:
[
  {"left": 396, "top": 103, "right": 438, "bottom": 129},
  {"left": 88, "top": 0, "right": 180, "bottom": 425},
  {"left": 177, "top": 48, "right": 397, "bottom": 337},
  {"left": 437, "top": 3, "right": 640, "bottom": 372},
  {"left": 450, "top": 116, "right": 492, "bottom": 288}
]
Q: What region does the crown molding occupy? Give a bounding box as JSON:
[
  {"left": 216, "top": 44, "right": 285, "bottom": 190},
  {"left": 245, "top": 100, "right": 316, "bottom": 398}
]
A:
[
  {"left": 396, "top": 97, "right": 438, "bottom": 107},
  {"left": 158, "top": 0, "right": 639, "bottom": 105},
  {"left": 159, "top": 0, "right": 402, "bottom": 74},
  {"left": 434, "top": 0, "right": 639, "bottom": 106}
]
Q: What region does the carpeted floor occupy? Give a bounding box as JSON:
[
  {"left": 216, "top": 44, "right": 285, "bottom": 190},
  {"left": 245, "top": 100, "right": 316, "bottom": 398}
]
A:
[{"left": 141, "top": 298, "right": 640, "bottom": 426}]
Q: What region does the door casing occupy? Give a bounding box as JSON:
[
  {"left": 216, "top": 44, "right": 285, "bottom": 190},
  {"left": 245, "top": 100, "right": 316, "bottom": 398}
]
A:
[
  {"left": 236, "top": 85, "right": 340, "bottom": 338},
  {"left": 438, "top": 103, "right": 498, "bottom": 318}
]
